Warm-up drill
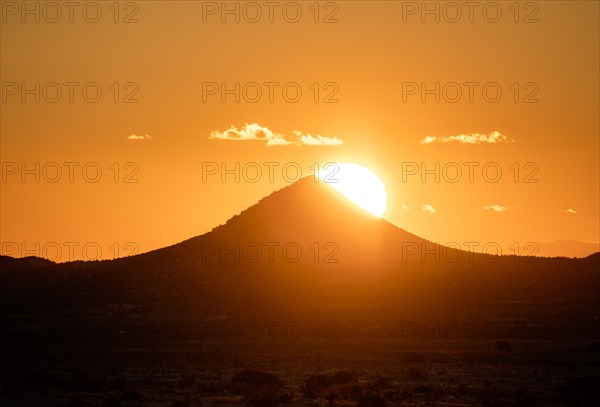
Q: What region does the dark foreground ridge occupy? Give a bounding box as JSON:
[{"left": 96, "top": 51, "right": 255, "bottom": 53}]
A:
[{"left": 1, "top": 178, "right": 599, "bottom": 406}]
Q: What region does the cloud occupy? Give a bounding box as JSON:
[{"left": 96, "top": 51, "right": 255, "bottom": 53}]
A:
[
  {"left": 422, "top": 204, "right": 436, "bottom": 214},
  {"left": 421, "top": 131, "right": 512, "bottom": 144},
  {"left": 128, "top": 134, "right": 151, "bottom": 140},
  {"left": 484, "top": 204, "right": 507, "bottom": 213},
  {"left": 210, "top": 123, "right": 343, "bottom": 146},
  {"left": 293, "top": 131, "right": 344, "bottom": 146},
  {"left": 401, "top": 204, "right": 412, "bottom": 211},
  {"left": 566, "top": 208, "right": 576, "bottom": 214}
]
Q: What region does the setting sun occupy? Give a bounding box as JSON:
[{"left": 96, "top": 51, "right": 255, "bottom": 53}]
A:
[{"left": 317, "top": 163, "right": 387, "bottom": 218}]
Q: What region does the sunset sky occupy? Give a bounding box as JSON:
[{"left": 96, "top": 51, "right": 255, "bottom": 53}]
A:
[{"left": 1, "top": 1, "right": 598, "bottom": 261}]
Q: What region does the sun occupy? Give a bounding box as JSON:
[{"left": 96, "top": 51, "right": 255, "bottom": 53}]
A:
[{"left": 317, "top": 163, "right": 387, "bottom": 217}]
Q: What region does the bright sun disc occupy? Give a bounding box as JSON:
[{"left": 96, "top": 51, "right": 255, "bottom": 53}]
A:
[{"left": 317, "top": 163, "right": 387, "bottom": 217}]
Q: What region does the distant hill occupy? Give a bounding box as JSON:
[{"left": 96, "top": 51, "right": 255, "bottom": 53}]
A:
[
  {"left": 534, "top": 240, "right": 600, "bottom": 258},
  {"left": 0, "top": 255, "right": 55, "bottom": 272}
]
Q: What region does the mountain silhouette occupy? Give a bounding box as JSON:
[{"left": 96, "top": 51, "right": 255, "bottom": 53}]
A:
[
  {"left": 1, "top": 177, "right": 599, "bottom": 323},
  {"left": 127, "top": 175, "right": 432, "bottom": 276},
  {"left": 533, "top": 240, "right": 600, "bottom": 258}
]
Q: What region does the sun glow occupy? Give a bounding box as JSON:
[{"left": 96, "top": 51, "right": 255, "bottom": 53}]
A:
[{"left": 317, "top": 163, "right": 387, "bottom": 218}]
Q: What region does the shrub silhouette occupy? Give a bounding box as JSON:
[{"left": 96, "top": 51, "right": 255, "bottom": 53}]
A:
[
  {"left": 231, "top": 369, "right": 283, "bottom": 388},
  {"left": 301, "top": 370, "right": 355, "bottom": 398},
  {"left": 348, "top": 384, "right": 395, "bottom": 406},
  {"left": 495, "top": 341, "right": 512, "bottom": 351},
  {"left": 373, "top": 376, "right": 391, "bottom": 389},
  {"left": 243, "top": 387, "right": 292, "bottom": 407},
  {"left": 301, "top": 374, "right": 330, "bottom": 397},
  {"left": 120, "top": 390, "right": 141, "bottom": 401},
  {"left": 513, "top": 387, "right": 538, "bottom": 407},
  {"left": 330, "top": 370, "right": 354, "bottom": 384},
  {"left": 356, "top": 394, "right": 386, "bottom": 407},
  {"left": 403, "top": 352, "right": 426, "bottom": 363},
  {"left": 407, "top": 367, "right": 427, "bottom": 381}
]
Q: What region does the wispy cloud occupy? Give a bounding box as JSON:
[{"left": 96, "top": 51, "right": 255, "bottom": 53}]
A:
[
  {"left": 210, "top": 123, "right": 343, "bottom": 146},
  {"left": 128, "top": 134, "right": 152, "bottom": 140},
  {"left": 566, "top": 208, "right": 576, "bottom": 214},
  {"left": 422, "top": 204, "right": 436, "bottom": 214},
  {"left": 484, "top": 204, "right": 507, "bottom": 213},
  {"left": 421, "top": 131, "right": 512, "bottom": 145},
  {"left": 293, "top": 131, "right": 344, "bottom": 146},
  {"left": 401, "top": 204, "right": 412, "bottom": 211}
]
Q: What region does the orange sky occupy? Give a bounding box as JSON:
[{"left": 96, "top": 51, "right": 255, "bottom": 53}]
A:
[{"left": 1, "top": 1, "right": 598, "bottom": 261}]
